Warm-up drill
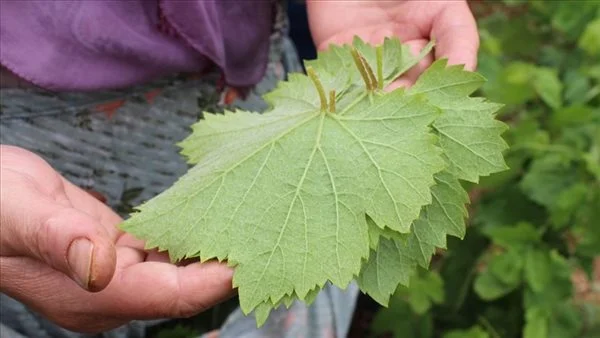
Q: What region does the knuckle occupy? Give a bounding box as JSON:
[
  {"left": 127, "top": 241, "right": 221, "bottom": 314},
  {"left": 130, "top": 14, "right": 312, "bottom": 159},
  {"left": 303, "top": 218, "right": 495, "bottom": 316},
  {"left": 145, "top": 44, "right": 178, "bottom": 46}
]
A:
[
  {"left": 35, "top": 214, "right": 60, "bottom": 262},
  {"left": 35, "top": 208, "right": 76, "bottom": 266}
]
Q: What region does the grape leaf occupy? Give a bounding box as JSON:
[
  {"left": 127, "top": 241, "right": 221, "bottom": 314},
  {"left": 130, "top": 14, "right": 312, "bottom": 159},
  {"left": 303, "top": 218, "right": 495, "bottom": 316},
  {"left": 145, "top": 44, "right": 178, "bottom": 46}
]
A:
[
  {"left": 358, "top": 171, "right": 469, "bottom": 304},
  {"left": 410, "top": 61, "right": 509, "bottom": 183},
  {"left": 409, "top": 59, "right": 486, "bottom": 99},
  {"left": 358, "top": 62, "right": 508, "bottom": 305},
  {"left": 252, "top": 287, "right": 321, "bottom": 325},
  {"left": 120, "top": 37, "right": 508, "bottom": 326},
  {"left": 304, "top": 37, "right": 435, "bottom": 94},
  {"left": 358, "top": 219, "right": 417, "bottom": 305},
  {"left": 122, "top": 82, "right": 445, "bottom": 318},
  {"left": 407, "top": 172, "right": 470, "bottom": 267}
]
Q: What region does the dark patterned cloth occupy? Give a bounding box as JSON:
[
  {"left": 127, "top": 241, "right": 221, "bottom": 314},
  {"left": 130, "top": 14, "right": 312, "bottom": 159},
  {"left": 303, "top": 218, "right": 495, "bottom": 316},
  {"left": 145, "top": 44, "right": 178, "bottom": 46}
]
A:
[{"left": 0, "top": 5, "right": 358, "bottom": 338}]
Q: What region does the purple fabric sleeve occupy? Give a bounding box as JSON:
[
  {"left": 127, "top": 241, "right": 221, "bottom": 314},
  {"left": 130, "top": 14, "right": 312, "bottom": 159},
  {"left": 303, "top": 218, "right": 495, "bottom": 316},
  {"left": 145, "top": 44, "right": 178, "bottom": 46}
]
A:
[{"left": 0, "top": 0, "right": 274, "bottom": 91}]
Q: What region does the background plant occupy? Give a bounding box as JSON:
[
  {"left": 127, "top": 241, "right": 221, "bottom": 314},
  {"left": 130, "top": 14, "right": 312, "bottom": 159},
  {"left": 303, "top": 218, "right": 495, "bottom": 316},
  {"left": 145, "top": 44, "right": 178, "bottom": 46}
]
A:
[{"left": 369, "top": 1, "right": 600, "bottom": 337}]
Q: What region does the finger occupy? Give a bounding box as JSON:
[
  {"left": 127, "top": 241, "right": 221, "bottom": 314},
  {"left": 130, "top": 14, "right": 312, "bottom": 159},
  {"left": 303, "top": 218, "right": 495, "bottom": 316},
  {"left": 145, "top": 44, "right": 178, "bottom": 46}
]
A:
[
  {"left": 116, "top": 234, "right": 198, "bottom": 265},
  {"left": 116, "top": 232, "right": 148, "bottom": 249},
  {"left": 431, "top": 1, "right": 479, "bottom": 71},
  {"left": 1, "top": 172, "right": 116, "bottom": 291},
  {"left": 103, "top": 247, "right": 234, "bottom": 320},
  {"left": 0, "top": 252, "right": 234, "bottom": 333},
  {"left": 0, "top": 256, "right": 128, "bottom": 333},
  {"left": 314, "top": 24, "right": 422, "bottom": 51}
]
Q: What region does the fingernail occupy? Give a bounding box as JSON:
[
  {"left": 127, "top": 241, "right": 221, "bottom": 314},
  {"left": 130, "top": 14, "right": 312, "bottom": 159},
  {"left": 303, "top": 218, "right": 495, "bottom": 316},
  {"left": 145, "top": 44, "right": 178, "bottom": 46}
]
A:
[{"left": 67, "top": 238, "right": 94, "bottom": 290}]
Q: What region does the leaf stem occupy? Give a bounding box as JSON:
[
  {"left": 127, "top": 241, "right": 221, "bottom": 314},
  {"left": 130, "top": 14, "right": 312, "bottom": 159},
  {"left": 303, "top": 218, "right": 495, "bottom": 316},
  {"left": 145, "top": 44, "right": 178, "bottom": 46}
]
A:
[
  {"left": 329, "top": 90, "right": 336, "bottom": 113},
  {"left": 376, "top": 45, "right": 383, "bottom": 90},
  {"left": 361, "top": 54, "right": 377, "bottom": 90},
  {"left": 351, "top": 48, "right": 374, "bottom": 91},
  {"left": 306, "top": 66, "right": 328, "bottom": 111}
]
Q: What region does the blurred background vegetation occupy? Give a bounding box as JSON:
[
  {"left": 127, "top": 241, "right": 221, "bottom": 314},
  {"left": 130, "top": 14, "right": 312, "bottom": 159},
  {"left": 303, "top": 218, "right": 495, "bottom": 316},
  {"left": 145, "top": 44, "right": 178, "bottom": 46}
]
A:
[{"left": 360, "top": 1, "right": 600, "bottom": 337}]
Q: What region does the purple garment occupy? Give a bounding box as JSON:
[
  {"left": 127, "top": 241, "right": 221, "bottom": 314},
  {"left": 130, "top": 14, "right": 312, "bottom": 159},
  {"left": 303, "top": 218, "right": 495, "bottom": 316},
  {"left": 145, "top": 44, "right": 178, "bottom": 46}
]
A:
[{"left": 0, "top": 0, "right": 274, "bottom": 91}]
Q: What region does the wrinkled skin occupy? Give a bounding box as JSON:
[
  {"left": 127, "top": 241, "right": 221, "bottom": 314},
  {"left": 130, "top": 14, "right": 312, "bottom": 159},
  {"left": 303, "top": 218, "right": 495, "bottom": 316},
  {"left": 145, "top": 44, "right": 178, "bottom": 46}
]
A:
[{"left": 0, "top": 146, "right": 234, "bottom": 333}]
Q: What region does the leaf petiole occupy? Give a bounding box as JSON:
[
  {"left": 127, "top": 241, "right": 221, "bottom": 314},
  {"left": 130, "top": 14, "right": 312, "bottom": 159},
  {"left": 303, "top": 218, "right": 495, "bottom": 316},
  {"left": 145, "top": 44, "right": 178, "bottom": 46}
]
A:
[
  {"left": 329, "top": 90, "right": 336, "bottom": 113},
  {"left": 306, "top": 66, "right": 328, "bottom": 111},
  {"left": 351, "top": 47, "right": 376, "bottom": 91},
  {"left": 362, "top": 54, "right": 377, "bottom": 90},
  {"left": 376, "top": 45, "right": 383, "bottom": 90}
]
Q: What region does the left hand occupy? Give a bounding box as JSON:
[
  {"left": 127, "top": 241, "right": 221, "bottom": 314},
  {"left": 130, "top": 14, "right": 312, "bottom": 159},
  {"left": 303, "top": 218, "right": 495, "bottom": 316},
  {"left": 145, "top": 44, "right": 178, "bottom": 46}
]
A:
[
  {"left": 307, "top": 0, "right": 479, "bottom": 87},
  {"left": 0, "top": 146, "right": 234, "bottom": 333}
]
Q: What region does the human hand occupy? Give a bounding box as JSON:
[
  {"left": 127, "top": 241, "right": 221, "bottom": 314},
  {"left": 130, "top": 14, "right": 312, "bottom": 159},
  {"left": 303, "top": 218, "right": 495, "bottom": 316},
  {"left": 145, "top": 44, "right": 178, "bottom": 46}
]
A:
[
  {"left": 0, "top": 145, "right": 234, "bottom": 333},
  {"left": 307, "top": 0, "right": 479, "bottom": 87}
]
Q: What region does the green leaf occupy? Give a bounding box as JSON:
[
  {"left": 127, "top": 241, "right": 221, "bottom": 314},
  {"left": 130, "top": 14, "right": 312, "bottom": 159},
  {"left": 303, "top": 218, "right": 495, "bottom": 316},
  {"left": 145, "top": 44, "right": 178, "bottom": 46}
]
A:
[
  {"left": 358, "top": 218, "right": 416, "bottom": 305},
  {"left": 304, "top": 37, "right": 434, "bottom": 97},
  {"left": 124, "top": 88, "right": 445, "bottom": 316},
  {"left": 550, "top": 183, "right": 589, "bottom": 229},
  {"left": 404, "top": 270, "right": 445, "bottom": 314},
  {"left": 579, "top": 18, "right": 600, "bottom": 56},
  {"left": 119, "top": 38, "right": 506, "bottom": 325},
  {"left": 366, "top": 214, "right": 408, "bottom": 249},
  {"left": 430, "top": 97, "right": 509, "bottom": 183},
  {"left": 474, "top": 271, "right": 518, "bottom": 301},
  {"left": 524, "top": 307, "right": 549, "bottom": 338},
  {"left": 488, "top": 249, "right": 524, "bottom": 286},
  {"left": 371, "top": 298, "right": 434, "bottom": 338},
  {"left": 407, "top": 172, "right": 470, "bottom": 267},
  {"left": 548, "top": 303, "right": 584, "bottom": 338},
  {"left": 474, "top": 249, "right": 524, "bottom": 300},
  {"left": 409, "top": 59, "right": 486, "bottom": 99},
  {"left": 550, "top": 1, "right": 600, "bottom": 39},
  {"left": 524, "top": 250, "right": 573, "bottom": 310},
  {"left": 443, "top": 326, "right": 490, "bottom": 338},
  {"left": 409, "top": 61, "right": 509, "bottom": 182},
  {"left": 550, "top": 105, "right": 595, "bottom": 131},
  {"left": 533, "top": 67, "right": 563, "bottom": 110},
  {"left": 520, "top": 154, "right": 578, "bottom": 208},
  {"left": 155, "top": 324, "right": 200, "bottom": 338},
  {"left": 358, "top": 172, "right": 469, "bottom": 304},
  {"left": 352, "top": 36, "right": 435, "bottom": 88},
  {"left": 481, "top": 62, "right": 537, "bottom": 106},
  {"left": 524, "top": 248, "right": 552, "bottom": 293},
  {"left": 482, "top": 222, "right": 542, "bottom": 249},
  {"left": 563, "top": 70, "right": 593, "bottom": 105},
  {"left": 368, "top": 268, "right": 445, "bottom": 315}
]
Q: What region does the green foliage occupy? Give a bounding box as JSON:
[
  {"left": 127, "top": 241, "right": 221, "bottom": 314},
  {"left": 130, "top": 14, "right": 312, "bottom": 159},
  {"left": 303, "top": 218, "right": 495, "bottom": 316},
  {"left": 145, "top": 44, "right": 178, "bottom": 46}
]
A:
[
  {"left": 121, "top": 35, "right": 507, "bottom": 326},
  {"left": 370, "top": 1, "right": 600, "bottom": 337},
  {"left": 154, "top": 324, "right": 200, "bottom": 338},
  {"left": 443, "top": 326, "right": 489, "bottom": 338}
]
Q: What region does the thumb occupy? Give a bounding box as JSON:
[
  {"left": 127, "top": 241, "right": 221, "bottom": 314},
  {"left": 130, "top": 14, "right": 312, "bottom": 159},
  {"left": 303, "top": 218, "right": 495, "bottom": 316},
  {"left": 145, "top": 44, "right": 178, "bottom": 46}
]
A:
[{"left": 1, "top": 175, "right": 117, "bottom": 292}]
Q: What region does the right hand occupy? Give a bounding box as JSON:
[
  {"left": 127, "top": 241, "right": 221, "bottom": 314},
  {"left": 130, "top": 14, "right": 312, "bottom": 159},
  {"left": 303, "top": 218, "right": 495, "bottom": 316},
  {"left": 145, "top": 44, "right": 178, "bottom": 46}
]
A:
[{"left": 0, "top": 145, "right": 235, "bottom": 333}]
